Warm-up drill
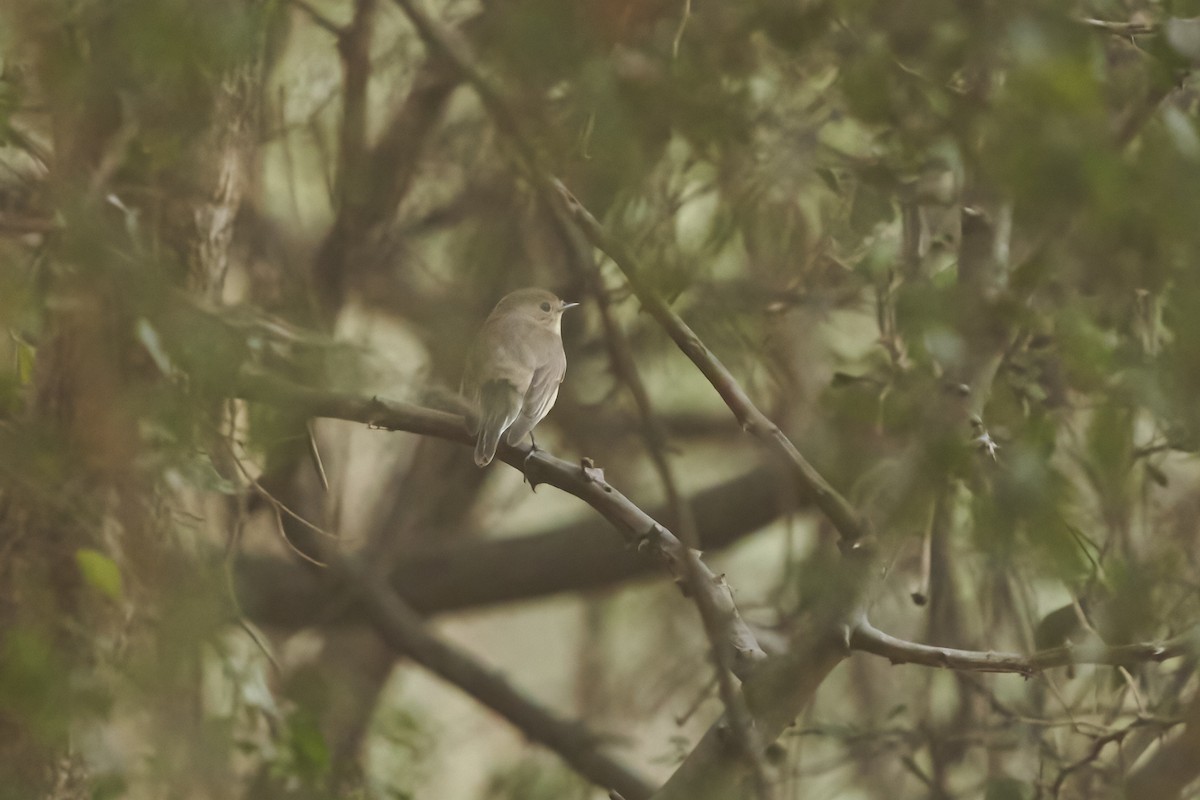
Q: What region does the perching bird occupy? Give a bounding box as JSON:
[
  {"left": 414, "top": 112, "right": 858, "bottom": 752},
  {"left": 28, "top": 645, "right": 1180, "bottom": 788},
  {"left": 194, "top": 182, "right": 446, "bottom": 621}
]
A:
[{"left": 462, "top": 288, "right": 578, "bottom": 467}]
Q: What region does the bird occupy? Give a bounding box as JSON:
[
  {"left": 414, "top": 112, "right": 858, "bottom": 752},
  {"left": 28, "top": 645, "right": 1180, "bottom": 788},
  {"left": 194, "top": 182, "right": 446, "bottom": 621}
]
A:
[{"left": 462, "top": 288, "right": 578, "bottom": 467}]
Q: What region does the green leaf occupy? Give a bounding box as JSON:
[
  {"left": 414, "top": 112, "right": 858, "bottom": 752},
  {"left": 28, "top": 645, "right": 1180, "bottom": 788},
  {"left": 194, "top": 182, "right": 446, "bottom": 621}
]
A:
[
  {"left": 75, "top": 549, "right": 123, "bottom": 601},
  {"left": 286, "top": 709, "right": 331, "bottom": 782},
  {"left": 14, "top": 336, "right": 35, "bottom": 385}
]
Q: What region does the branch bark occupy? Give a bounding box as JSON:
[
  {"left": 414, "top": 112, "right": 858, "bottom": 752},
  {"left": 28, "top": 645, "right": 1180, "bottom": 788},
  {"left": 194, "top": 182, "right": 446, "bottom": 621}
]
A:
[
  {"left": 552, "top": 204, "right": 774, "bottom": 796},
  {"left": 238, "top": 464, "right": 793, "bottom": 627},
  {"left": 236, "top": 374, "right": 769, "bottom": 677},
  {"left": 850, "top": 617, "right": 1199, "bottom": 676},
  {"left": 387, "top": 0, "right": 867, "bottom": 554}
]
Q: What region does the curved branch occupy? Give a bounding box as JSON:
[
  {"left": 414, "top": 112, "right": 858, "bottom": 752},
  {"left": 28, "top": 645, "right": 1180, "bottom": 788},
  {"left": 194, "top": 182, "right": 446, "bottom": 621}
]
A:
[
  {"left": 850, "top": 618, "right": 1200, "bottom": 676},
  {"left": 236, "top": 373, "right": 769, "bottom": 678},
  {"left": 238, "top": 464, "right": 793, "bottom": 627}
]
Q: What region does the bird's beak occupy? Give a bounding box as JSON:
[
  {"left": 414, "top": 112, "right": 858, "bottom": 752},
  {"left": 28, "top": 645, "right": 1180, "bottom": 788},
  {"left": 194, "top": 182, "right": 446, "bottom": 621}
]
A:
[{"left": 561, "top": 302, "right": 580, "bottom": 311}]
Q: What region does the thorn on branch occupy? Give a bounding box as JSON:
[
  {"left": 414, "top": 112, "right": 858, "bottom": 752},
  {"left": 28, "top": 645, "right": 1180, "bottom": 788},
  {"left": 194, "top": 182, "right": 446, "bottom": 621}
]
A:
[
  {"left": 522, "top": 450, "right": 542, "bottom": 492},
  {"left": 366, "top": 395, "right": 392, "bottom": 429},
  {"left": 580, "top": 456, "right": 606, "bottom": 485},
  {"left": 636, "top": 523, "right": 667, "bottom": 555},
  {"left": 734, "top": 645, "right": 761, "bottom": 665}
]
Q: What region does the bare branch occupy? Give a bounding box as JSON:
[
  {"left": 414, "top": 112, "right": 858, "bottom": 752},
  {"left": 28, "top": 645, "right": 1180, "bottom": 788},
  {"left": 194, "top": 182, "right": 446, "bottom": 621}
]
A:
[
  {"left": 553, "top": 205, "right": 774, "bottom": 796},
  {"left": 237, "top": 464, "right": 795, "bottom": 627},
  {"left": 327, "top": 553, "right": 656, "bottom": 800},
  {"left": 1079, "top": 17, "right": 1158, "bottom": 37},
  {"left": 850, "top": 617, "right": 1199, "bottom": 676},
  {"left": 386, "top": 0, "right": 869, "bottom": 555},
  {"left": 553, "top": 181, "right": 870, "bottom": 549},
  {"left": 236, "top": 373, "right": 769, "bottom": 678}
]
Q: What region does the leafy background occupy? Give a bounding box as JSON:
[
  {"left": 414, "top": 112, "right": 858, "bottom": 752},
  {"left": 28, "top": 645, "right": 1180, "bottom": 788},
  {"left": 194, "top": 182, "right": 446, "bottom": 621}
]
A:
[{"left": 1, "top": 0, "right": 1200, "bottom": 798}]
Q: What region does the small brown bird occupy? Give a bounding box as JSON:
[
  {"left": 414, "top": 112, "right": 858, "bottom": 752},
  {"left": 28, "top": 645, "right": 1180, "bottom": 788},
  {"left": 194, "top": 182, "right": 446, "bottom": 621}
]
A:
[{"left": 462, "top": 288, "right": 578, "bottom": 467}]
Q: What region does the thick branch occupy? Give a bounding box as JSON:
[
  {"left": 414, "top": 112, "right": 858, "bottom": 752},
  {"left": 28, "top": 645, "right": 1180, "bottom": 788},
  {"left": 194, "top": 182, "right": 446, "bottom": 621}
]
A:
[
  {"left": 1124, "top": 690, "right": 1200, "bottom": 799},
  {"left": 237, "top": 374, "right": 768, "bottom": 678},
  {"left": 326, "top": 553, "right": 655, "bottom": 800},
  {"left": 850, "top": 618, "right": 1199, "bottom": 676},
  {"left": 238, "top": 464, "right": 791, "bottom": 627},
  {"left": 337, "top": 0, "right": 376, "bottom": 194}
]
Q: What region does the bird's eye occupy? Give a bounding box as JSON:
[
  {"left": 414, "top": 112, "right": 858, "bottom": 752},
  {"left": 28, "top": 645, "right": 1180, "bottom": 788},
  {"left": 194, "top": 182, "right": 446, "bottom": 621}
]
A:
[{"left": 540, "top": 302, "right": 552, "bottom": 312}]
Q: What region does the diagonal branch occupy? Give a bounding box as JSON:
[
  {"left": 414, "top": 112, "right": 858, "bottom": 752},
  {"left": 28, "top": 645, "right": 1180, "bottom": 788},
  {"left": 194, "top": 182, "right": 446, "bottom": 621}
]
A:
[
  {"left": 236, "top": 373, "right": 769, "bottom": 679},
  {"left": 387, "top": 0, "right": 868, "bottom": 551},
  {"left": 323, "top": 552, "right": 656, "bottom": 800},
  {"left": 551, "top": 204, "right": 774, "bottom": 794},
  {"left": 553, "top": 184, "right": 869, "bottom": 548}
]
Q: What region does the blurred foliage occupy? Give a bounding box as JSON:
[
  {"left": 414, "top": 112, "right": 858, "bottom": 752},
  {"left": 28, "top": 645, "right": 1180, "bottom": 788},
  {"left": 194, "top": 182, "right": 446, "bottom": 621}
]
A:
[{"left": 0, "top": 0, "right": 1199, "bottom": 797}]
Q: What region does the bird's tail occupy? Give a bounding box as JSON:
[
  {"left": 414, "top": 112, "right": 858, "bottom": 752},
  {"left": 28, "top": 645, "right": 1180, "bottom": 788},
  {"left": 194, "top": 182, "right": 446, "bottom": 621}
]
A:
[{"left": 474, "top": 381, "right": 519, "bottom": 467}]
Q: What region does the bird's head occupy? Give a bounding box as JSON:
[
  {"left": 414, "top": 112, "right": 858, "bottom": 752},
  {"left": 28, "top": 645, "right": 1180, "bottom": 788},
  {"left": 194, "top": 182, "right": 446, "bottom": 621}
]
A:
[{"left": 491, "top": 288, "right": 579, "bottom": 333}]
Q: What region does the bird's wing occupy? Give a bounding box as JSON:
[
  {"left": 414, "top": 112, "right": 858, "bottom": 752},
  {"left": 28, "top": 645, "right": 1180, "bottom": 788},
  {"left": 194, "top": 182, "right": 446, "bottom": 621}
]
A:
[
  {"left": 503, "top": 344, "right": 565, "bottom": 446},
  {"left": 475, "top": 379, "right": 523, "bottom": 466},
  {"left": 522, "top": 350, "right": 566, "bottom": 421}
]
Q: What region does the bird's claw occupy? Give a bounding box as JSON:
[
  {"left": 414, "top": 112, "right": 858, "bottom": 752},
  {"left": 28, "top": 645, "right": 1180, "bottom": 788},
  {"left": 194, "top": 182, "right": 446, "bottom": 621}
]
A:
[{"left": 522, "top": 444, "right": 541, "bottom": 492}]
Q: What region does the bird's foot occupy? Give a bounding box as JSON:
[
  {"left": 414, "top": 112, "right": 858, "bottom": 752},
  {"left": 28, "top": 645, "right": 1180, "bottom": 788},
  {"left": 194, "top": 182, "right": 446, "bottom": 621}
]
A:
[{"left": 522, "top": 438, "right": 542, "bottom": 492}]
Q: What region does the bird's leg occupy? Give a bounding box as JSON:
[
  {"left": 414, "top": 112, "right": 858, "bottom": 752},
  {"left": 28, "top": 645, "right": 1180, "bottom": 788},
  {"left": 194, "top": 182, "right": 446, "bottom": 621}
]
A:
[{"left": 522, "top": 432, "right": 540, "bottom": 491}]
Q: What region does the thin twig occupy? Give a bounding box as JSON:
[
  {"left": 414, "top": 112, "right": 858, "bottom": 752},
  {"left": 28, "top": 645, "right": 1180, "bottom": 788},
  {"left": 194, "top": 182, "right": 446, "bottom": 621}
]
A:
[
  {"left": 229, "top": 451, "right": 339, "bottom": 541},
  {"left": 1078, "top": 17, "right": 1158, "bottom": 37},
  {"left": 850, "top": 617, "right": 1198, "bottom": 676},
  {"left": 307, "top": 419, "right": 330, "bottom": 492},
  {"left": 222, "top": 443, "right": 335, "bottom": 567},
  {"left": 551, "top": 190, "right": 774, "bottom": 796},
  {"left": 672, "top": 0, "right": 693, "bottom": 59},
  {"left": 553, "top": 180, "right": 870, "bottom": 548},
  {"left": 270, "top": 503, "right": 327, "bottom": 567}
]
